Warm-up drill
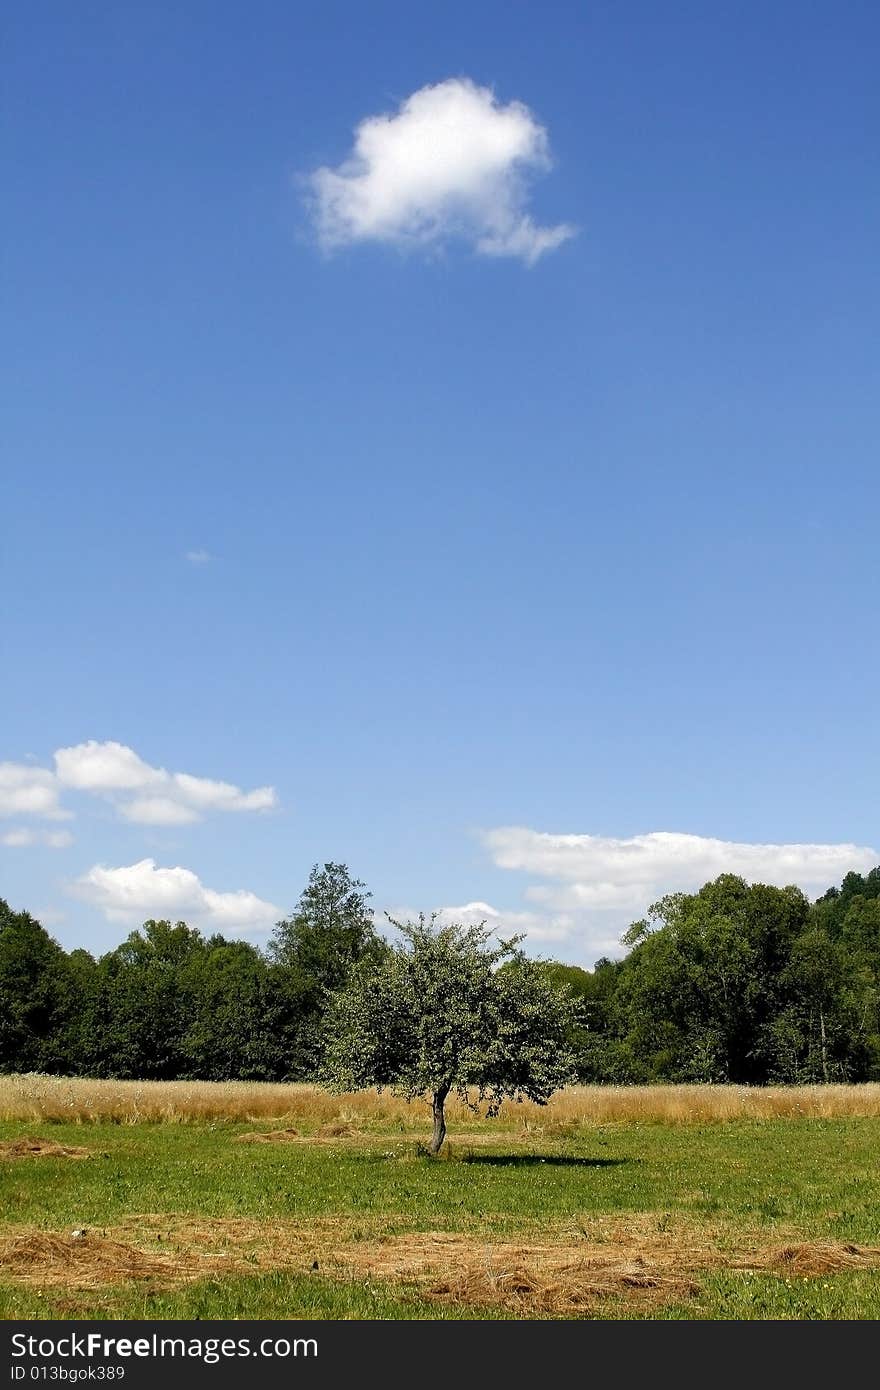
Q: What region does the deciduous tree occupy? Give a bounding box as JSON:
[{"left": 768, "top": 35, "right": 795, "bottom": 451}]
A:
[{"left": 321, "top": 913, "right": 579, "bottom": 1152}]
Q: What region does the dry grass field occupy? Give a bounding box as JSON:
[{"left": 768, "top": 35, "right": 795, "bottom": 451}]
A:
[{"left": 3, "top": 1074, "right": 880, "bottom": 1127}]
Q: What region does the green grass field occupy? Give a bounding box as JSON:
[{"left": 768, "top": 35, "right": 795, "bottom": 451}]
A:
[{"left": 2, "top": 1098, "right": 880, "bottom": 1320}]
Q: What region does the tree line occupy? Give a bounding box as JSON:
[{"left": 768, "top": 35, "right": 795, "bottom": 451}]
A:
[{"left": 1, "top": 862, "right": 878, "bottom": 1085}]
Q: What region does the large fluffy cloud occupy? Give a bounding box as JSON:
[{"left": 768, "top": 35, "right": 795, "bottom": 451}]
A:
[
  {"left": 54, "top": 741, "right": 277, "bottom": 825},
  {"left": 73, "top": 858, "right": 282, "bottom": 933},
  {"left": 0, "top": 763, "right": 70, "bottom": 821},
  {"left": 307, "top": 78, "right": 575, "bottom": 265},
  {"left": 472, "top": 827, "right": 879, "bottom": 963},
  {"left": 485, "top": 828, "right": 878, "bottom": 903}
]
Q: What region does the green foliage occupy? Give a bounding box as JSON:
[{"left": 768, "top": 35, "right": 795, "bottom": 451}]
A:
[
  {"left": 534, "top": 872, "right": 879, "bottom": 1086},
  {"left": 78, "top": 920, "right": 207, "bottom": 1079},
  {"left": 2, "top": 862, "right": 880, "bottom": 1085},
  {"left": 537, "top": 958, "right": 621, "bottom": 1081},
  {"left": 321, "top": 913, "right": 579, "bottom": 1148},
  {"left": 576, "top": 871, "right": 880, "bottom": 1084},
  {"left": 269, "top": 862, "right": 380, "bottom": 988},
  {"left": 0, "top": 901, "right": 80, "bottom": 1073},
  {"left": 182, "top": 938, "right": 284, "bottom": 1081},
  {"left": 599, "top": 876, "right": 813, "bottom": 1082},
  {"left": 268, "top": 863, "right": 386, "bottom": 1078}
]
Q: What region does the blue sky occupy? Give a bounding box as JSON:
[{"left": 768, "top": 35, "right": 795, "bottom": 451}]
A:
[{"left": 3, "top": 1, "right": 878, "bottom": 965}]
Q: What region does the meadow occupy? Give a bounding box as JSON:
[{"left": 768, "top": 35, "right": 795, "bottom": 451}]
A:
[{"left": 2, "top": 1076, "right": 880, "bottom": 1321}]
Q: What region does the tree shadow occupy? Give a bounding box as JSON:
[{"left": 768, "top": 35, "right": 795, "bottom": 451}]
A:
[{"left": 459, "top": 1154, "right": 630, "bottom": 1168}]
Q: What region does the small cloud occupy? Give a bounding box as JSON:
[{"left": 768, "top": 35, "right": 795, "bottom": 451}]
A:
[
  {"left": 72, "top": 857, "right": 282, "bottom": 934},
  {"left": 118, "top": 797, "right": 200, "bottom": 826},
  {"left": 185, "top": 549, "right": 211, "bottom": 565},
  {"left": 381, "top": 900, "right": 591, "bottom": 954},
  {"left": 53, "top": 741, "right": 278, "bottom": 825},
  {"left": 0, "top": 763, "right": 71, "bottom": 821},
  {"left": 55, "top": 741, "right": 161, "bottom": 794},
  {"left": 1, "top": 828, "right": 31, "bottom": 848},
  {"left": 170, "top": 773, "right": 277, "bottom": 814},
  {"left": 433, "top": 900, "right": 579, "bottom": 946},
  {"left": 306, "top": 77, "right": 575, "bottom": 266},
  {"left": 1, "top": 827, "right": 74, "bottom": 849}
]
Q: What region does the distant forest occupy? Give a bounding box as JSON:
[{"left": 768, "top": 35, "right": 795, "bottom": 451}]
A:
[{"left": 2, "top": 862, "right": 879, "bottom": 1086}]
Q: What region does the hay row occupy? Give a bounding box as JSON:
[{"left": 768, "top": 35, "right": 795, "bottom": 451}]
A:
[
  {"left": 2, "top": 1215, "right": 878, "bottom": 1315},
  {"left": 0, "top": 1138, "right": 92, "bottom": 1160}
]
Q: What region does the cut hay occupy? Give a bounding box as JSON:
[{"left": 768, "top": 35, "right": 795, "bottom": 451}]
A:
[
  {"left": 233, "top": 1128, "right": 301, "bottom": 1144},
  {"left": 0, "top": 1217, "right": 356, "bottom": 1293},
  {"left": 2, "top": 1214, "right": 879, "bottom": 1311},
  {"left": 430, "top": 1262, "right": 698, "bottom": 1313},
  {"left": 0, "top": 1232, "right": 205, "bottom": 1290},
  {"left": 336, "top": 1232, "right": 701, "bottom": 1312},
  {"left": 0, "top": 1137, "right": 91, "bottom": 1160},
  {"left": 233, "top": 1122, "right": 363, "bottom": 1145},
  {"left": 318, "top": 1121, "right": 361, "bottom": 1138},
  {"left": 760, "top": 1242, "right": 880, "bottom": 1275}
]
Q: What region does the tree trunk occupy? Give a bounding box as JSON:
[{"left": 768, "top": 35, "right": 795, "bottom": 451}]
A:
[
  {"left": 429, "top": 1083, "right": 450, "bottom": 1154},
  {"left": 819, "top": 1007, "right": 829, "bottom": 1083}
]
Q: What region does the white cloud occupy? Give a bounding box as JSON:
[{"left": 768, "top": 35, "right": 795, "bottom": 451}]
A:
[
  {"left": 55, "top": 742, "right": 161, "bottom": 793},
  {"left": 0, "top": 763, "right": 70, "bottom": 821},
  {"left": 185, "top": 549, "right": 211, "bottom": 565},
  {"left": 478, "top": 827, "right": 879, "bottom": 963},
  {"left": 484, "top": 828, "right": 878, "bottom": 899},
  {"left": 1, "top": 827, "right": 74, "bottom": 849},
  {"left": 432, "top": 901, "right": 578, "bottom": 946},
  {"left": 118, "top": 798, "right": 200, "bottom": 826},
  {"left": 382, "top": 899, "right": 609, "bottom": 957},
  {"left": 2, "top": 828, "right": 33, "bottom": 848},
  {"left": 73, "top": 858, "right": 282, "bottom": 933},
  {"left": 44, "top": 829, "right": 75, "bottom": 849},
  {"left": 170, "top": 773, "right": 276, "bottom": 813},
  {"left": 54, "top": 741, "right": 278, "bottom": 824},
  {"left": 307, "top": 77, "right": 575, "bottom": 265}
]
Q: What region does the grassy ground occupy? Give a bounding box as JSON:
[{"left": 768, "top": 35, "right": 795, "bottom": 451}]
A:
[{"left": 2, "top": 1082, "right": 880, "bottom": 1320}]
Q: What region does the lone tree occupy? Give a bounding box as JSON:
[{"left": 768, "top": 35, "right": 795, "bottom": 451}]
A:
[{"left": 320, "top": 914, "right": 580, "bottom": 1152}]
